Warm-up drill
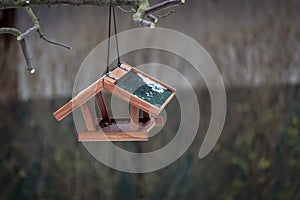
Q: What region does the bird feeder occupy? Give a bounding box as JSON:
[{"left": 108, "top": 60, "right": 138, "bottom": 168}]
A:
[{"left": 53, "top": 63, "right": 176, "bottom": 142}]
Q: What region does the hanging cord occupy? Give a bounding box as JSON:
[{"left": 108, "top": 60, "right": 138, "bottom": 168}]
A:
[
  {"left": 106, "top": 0, "right": 123, "bottom": 76},
  {"left": 112, "top": 6, "right": 121, "bottom": 66},
  {"left": 106, "top": 0, "right": 113, "bottom": 74}
]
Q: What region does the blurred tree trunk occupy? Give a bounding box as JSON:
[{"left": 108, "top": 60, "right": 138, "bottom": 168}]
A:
[{"left": 0, "top": 9, "right": 19, "bottom": 103}]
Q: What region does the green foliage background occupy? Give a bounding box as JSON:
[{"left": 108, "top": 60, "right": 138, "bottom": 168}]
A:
[{"left": 0, "top": 85, "right": 299, "bottom": 199}]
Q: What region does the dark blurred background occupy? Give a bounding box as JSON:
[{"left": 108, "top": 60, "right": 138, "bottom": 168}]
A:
[{"left": 1, "top": 0, "right": 300, "bottom": 199}]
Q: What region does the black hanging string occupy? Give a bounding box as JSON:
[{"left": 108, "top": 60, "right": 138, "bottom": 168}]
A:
[
  {"left": 106, "top": 0, "right": 112, "bottom": 74},
  {"left": 113, "top": 7, "right": 121, "bottom": 66},
  {"left": 106, "top": 0, "right": 121, "bottom": 74}
]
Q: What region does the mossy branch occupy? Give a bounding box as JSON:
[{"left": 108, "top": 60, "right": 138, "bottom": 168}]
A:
[
  {"left": 133, "top": 0, "right": 184, "bottom": 27},
  {"left": 0, "top": 0, "right": 141, "bottom": 9},
  {"left": 0, "top": 27, "right": 21, "bottom": 36}
]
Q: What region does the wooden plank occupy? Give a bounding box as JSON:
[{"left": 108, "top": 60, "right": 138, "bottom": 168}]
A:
[
  {"left": 81, "top": 102, "right": 96, "bottom": 131},
  {"left": 95, "top": 117, "right": 163, "bottom": 126},
  {"left": 53, "top": 77, "right": 104, "bottom": 121},
  {"left": 130, "top": 105, "right": 139, "bottom": 131},
  {"left": 141, "top": 118, "right": 156, "bottom": 133},
  {"left": 77, "top": 116, "right": 160, "bottom": 142},
  {"left": 77, "top": 131, "right": 148, "bottom": 141},
  {"left": 154, "top": 117, "right": 164, "bottom": 126},
  {"left": 157, "top": 92, "right": 176, "bottom": 114},
  {"left": 95, "top": 92, "right": 110, "bottom": 122},
  {"left": 112, "top": 65, "right": 131, "bottom": 78},
  {"left": 105, "top": 65, "right": 131, "bottom": 84},
  {"left": 120, "top": 62, "right": 133, "bottom": 70}
]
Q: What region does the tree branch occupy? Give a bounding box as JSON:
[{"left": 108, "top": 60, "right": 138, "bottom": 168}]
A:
[
  {"left": 19, "top": 38, "right": 35, "bottom": 73},
  {"left": 134, "top": 18, "right": 154, "bottom": 28},
  {"left": 17, "top": 26, "right": 37, "bottom": 40},
  {"left": 1, "top": 6, "right": 73, "bottom": 73},
  {"left": 133, "top": 0, "right": 184, "bottom": 27},
  {"left": 146, "top": 14, "right": 158, "bottom": 23},
  {"left": 0, "top": 27, "right": 21, "bottom": 36},
  {"left": 157, "top": 9, "right": 176, "bottom": 18},
  {"left": 144, "top": 0, "right": 184, "bottom": 15},
  {"left": 22, "top": 6, "right": 71, "bottom": 49},
  {"left": 0, "top": 27, "right": 35, "bottom": 73},
  {"left": 0, "top": 0, "right": 141, "bottom": 9},
  {"left": 0, "top": 0, "right": 186, "bottom": 73}
]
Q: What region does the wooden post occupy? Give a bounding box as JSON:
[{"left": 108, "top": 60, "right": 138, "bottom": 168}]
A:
[
  {"left": 130, "top": 105, "right": 139, "bottom": 131},
  {"left": 81, "top": 102, "right": 96, "bottom": 131},
  {"left": 95, "top": 91, "right": 110, "bottom": 122},
  {"left": 143, "top": 111, "right": 150, "bottom": 122}
]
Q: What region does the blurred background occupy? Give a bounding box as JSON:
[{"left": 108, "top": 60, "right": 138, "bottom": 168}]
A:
[{"left": 1, "top": 0, "right": 300, "bottom": 199}]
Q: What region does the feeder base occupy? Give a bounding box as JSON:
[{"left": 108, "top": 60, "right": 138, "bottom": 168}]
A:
[{"left": 77, "top": 117, "right": 163, "bottom": 142}]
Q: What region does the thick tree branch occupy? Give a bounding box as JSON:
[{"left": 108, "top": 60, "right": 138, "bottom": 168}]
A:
[
  {"left": 0, "top": 0, "right": 141, "bottom": 9},
  {"left": 1, "top": 0, "right": 185, "bottom": 28}
]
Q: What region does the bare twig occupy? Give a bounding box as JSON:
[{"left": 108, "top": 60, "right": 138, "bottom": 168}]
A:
[
  {"left": 157, "top": 10, "right": 176, "bottom": 18},
  {"left": 23, "top": 6, "right": 71, "bottom": 49},
  {"left": 151, "top": 3, "right": 180, "bottom": 14},
  {"left": 144, "top": 0, "right": 184, "bottom": 15},
  {"left": 146, "top": 14, "right": 158, "bottom": 23},
  {"left": 117, "top": 6, "right": 135, "bottom": 13},
  {"left": 0, "top": 6, "right": 71, "bottom": 72},
  {"left": 19, "top": 39, "right": 35, "bottom": 73},
  {"left": 0, "top": 27, "right": 35, "bottom": 73},
  {"left": 133, "top": 0, "right": 184, "bottom": 27},
  {"left": 40, "top": 35, "right": 71, "bottom": 49},
  {"left": 134, "top": 18, "right": 155, "bottom": 28},
  {"left": 17, "top": 26, "right": 37, "bottom": 40},
  {"left": 1, "top": 6, "right": 72, "bottom": 72}
]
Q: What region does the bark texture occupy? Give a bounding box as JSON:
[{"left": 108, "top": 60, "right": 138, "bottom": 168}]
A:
[
  {"left": 0, "top": 9, "right": 19, "bottom": 102},
  {"left": 0, "top": 0, "right": 141, "bottom": 9}
]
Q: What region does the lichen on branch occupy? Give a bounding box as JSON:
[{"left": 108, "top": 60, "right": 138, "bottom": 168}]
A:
[{"left": 0, "top": 0, "right": 142, "bottom": 9}]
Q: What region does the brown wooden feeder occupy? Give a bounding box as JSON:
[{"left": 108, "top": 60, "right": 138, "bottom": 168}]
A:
[{"left": 53, "top": 62, "right": 176, "bottom": 142}]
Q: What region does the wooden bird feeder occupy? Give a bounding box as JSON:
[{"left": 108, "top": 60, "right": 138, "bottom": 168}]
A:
[{"left": 53, "top": 63, "right": 176, "bottom": 142}]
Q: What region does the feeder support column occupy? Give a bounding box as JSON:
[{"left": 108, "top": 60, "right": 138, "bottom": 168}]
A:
[{"left": 130, "top": 105, "right": 139, "bottom": 131}]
